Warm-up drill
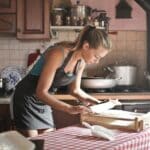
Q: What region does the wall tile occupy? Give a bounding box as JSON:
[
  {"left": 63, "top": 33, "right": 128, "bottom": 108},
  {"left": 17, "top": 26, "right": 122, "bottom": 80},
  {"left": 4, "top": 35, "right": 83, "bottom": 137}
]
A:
[
  {"left": 68, "top": 31, "right": 77, "bottom": 41},
  {"left": 109, "top": 34, "right": 117, "bottom": 41},
  {"left": 136, "top": 31, "right": 146, "bottom": 41},
  {"left": 0, "top": 30, "right": 147, "bottom": 87},
  {"left": 126, "top": 31, "right": 137, "bottom": 41},
  {"left": 116, "top": 41, "right": 126, "bottom": 51},
  {"left": 116, "top": 31, "right": 126, "bottom": 41},
  {"left": 136, "top": 41, "right": 146, "bottom": 51},
  {"left": 58, "top": 31, "right": 69, "bottom": 41}
]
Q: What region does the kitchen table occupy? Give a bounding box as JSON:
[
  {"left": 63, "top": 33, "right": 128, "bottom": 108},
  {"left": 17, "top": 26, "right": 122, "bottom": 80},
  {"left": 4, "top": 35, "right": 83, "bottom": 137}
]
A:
[{"left": 31, "top": 125, "right": 150, "bottom": 150}]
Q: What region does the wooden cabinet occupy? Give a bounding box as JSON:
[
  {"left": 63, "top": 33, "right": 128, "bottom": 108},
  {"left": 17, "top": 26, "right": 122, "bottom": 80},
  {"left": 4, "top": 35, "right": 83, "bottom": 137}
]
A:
[
  {"left": 0, "top": 0, "right": 50, "bottom": 39},
  {"left": 52, "top": 100, "right": 80, "bottom": 129},
  {"left": 0, "top": 104, "right": 12, "bottom": 132},
  {"left": 17, "top": 0, "right": 50, "bottom": 39},
  {"left": 0, "top": 14, "right": 16, "bottom": 33},
  {"left": 0, "top": 0, "right": 16, "bottom": 13},
  {"left": 0, "top": 0, "right": 16, "bottom": 34}
]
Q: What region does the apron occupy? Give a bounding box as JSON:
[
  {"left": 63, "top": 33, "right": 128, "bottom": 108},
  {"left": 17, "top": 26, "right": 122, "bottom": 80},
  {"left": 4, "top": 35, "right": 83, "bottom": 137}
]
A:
[{"left": 13, "top": 51, "right": 81, "bottom": 130}]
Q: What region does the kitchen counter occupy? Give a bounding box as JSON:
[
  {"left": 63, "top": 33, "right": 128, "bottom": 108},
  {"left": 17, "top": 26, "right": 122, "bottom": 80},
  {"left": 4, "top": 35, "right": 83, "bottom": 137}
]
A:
[
  {"left": 55, "top": 92, "right": 150, "bottom": 100},
  {"left": 1, "top": 92, "right": 150, "bottom": 104},
  {"left": 0, "top": 96, "right": 12, "bottom": 104}
]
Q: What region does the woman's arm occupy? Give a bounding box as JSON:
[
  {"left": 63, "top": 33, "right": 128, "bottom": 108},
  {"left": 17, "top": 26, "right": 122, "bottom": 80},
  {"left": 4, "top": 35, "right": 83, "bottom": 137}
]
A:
[
  {"left": 35, "top": 49, "right": 91, "bottom": 114},
  {"left": 69, "top": 60, "right": 101, "bottom": 105}
]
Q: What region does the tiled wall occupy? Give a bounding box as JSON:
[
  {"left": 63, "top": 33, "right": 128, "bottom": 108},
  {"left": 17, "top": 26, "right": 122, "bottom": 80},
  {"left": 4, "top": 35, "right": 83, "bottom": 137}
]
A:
[
  {"left": 0, "top": 30, "right": 147, "bottom": 86},
  {"left": 93, "top": 31, "right": 147, "bottom": 87}
]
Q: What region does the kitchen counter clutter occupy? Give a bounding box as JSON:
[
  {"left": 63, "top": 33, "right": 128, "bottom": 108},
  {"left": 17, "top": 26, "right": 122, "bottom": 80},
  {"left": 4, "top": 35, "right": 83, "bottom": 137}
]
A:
[{"left": 31, "top": 125, "right": 150, "bottom": 150}]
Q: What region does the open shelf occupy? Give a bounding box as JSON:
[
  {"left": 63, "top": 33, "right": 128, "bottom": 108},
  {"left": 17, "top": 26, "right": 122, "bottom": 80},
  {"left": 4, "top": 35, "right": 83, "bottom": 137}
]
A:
[{"left": 50, "top": 26, "right": 105, "bottom": 31}]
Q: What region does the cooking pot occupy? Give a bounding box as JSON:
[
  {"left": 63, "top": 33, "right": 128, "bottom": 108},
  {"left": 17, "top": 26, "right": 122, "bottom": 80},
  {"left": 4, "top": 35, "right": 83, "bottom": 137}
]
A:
[
  {"left": 81, "top": 77, "right": 119, "bottom": 89},
  {"left": 111, "top": 65, "right": 137, "bottom": 86},
  {"left": 70, "top": 1, "right": 92, "bottom": 19}
]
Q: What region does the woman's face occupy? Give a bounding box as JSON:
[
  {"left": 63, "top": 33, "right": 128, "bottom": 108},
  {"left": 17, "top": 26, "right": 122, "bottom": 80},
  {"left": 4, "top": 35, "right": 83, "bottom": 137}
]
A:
[{"left": 82, "top": 43, "right": 109, "bottom": 64}]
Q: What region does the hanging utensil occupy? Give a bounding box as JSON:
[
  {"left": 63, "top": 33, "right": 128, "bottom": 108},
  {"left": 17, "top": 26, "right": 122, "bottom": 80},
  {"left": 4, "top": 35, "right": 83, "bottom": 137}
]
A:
[{"left": 116, "top": 0, "right": 132, "bottom": 18}]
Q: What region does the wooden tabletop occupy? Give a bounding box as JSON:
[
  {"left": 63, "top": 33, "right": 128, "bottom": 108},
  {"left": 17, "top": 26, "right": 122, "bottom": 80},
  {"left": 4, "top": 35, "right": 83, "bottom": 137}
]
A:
[
  {"left": 55, "top": 92, "right": 150, "bottom": 100},
  {"left": 1, "top": 92, "right": 150, "bottom": 104}
]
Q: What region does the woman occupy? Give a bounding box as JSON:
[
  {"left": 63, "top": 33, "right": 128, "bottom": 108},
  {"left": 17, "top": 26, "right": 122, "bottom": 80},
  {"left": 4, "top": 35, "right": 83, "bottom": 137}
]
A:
[{"left": 13, "top": 25, "right": 112, "bottom": 137}]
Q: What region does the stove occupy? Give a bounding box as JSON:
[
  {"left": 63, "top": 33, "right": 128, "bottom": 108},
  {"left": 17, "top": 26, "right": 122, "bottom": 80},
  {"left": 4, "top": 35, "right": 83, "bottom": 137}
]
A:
[{"left": 83, "top": 86, "right": 150, "bottom": 93}]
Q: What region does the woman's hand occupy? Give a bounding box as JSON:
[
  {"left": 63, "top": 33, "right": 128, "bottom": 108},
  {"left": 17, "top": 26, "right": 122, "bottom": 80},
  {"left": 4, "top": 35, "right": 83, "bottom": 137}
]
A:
[
  {"left": 79, "top": 98, "right": 102, "bottom": 107},
  {"left": 68, "top": 105, "right": 92, "bottom": 115}
]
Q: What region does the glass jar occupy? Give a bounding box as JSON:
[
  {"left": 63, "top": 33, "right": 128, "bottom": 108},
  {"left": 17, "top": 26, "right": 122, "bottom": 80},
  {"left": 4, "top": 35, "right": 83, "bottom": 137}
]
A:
[
  {"left": 94, "top": 19, "right": 99, "bottom": 27},
  {"left": 51, "top": 8, "right": 65, "bottom": 26},
  {"left": 71, "top": 16, "right": 78, "bottom": 26},
  {"left": 65, "top": 16, "right": 71, "bottom": 26},
  {"left": 85, "top": 16, "right": 93, "bottom": 25}
]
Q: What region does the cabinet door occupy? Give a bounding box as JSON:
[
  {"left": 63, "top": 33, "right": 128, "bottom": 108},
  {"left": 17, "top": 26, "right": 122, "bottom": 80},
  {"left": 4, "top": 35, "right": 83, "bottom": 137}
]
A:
[
  {"left": 0, "top": 104, "right": 11, "bottom": 132},
  {"left": 52, "top": 100, "right": 80, "bottom": 129},
  {"left": 17, "top": 0, "right": 50, "bottom": 39},
  {"left": 0, "top": 14, "right": 16, "bottom": 33},
  {"left": 0, "top": 0, "right": 16, "bottom": 13}
]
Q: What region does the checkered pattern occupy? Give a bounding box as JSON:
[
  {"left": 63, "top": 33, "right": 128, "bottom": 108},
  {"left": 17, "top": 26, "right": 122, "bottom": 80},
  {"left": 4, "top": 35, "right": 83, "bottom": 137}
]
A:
[{"left": 31, "top": 125, "right": 150, "bottom": 150}]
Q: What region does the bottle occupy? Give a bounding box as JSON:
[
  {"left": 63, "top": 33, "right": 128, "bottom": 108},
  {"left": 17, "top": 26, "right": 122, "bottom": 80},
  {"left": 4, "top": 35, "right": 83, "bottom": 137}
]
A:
[
  {"left": 77, "top": 17, "right": 84, "bottom": 26},
  {"left": 94, "top": 19, "right": 99, "bottom": 27},
  {"left": 86, "top": 16, "right": 93, "bottom": 25},
  {"left": 65, "top": 16, "right": 71, "bottom": 26},
  {"left": 71, "top": 16, "right": 77, "bottom": 26},
  {"left": 55, "top": 15, "right": 62, "bottom": 26}
]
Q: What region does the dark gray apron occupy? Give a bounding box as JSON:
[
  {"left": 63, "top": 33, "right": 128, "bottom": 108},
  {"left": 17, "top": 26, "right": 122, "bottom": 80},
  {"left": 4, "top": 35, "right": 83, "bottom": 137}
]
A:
[{"left": 13, "top": 51, "right": 80, "bottom": 130}]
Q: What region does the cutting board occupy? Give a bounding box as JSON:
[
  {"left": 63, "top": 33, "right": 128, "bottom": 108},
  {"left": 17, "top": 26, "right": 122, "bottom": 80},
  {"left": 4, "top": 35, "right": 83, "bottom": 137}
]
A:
[{"left": 81, "top": 110, "right": 150, "bottom": 132}]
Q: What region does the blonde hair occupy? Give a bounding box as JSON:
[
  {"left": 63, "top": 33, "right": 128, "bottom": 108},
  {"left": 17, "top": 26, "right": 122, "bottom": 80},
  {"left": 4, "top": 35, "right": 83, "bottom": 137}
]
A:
[
  {"left": 75, "top": 25, "right": 112, "bottom": 50},
  {"left": 54, "top": 25, "right": 112, "bottom": 51}
]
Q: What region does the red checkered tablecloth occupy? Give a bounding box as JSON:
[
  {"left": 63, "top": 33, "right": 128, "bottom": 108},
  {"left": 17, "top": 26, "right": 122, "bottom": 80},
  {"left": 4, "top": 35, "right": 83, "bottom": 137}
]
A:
[{"left": 31, "top": 125, "right": 150, "bottom": 150}]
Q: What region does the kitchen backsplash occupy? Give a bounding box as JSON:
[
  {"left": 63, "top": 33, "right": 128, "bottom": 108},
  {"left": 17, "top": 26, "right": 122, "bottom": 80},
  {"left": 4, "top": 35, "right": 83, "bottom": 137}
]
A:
[{"left": 0, "top": 30, "right": 147, "bottom": 86}]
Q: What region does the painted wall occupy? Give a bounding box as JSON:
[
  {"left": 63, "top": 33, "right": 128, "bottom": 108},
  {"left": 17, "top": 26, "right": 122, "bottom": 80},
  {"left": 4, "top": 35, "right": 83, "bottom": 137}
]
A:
[{"left": 71, "top": 0, "right": 146, "bottom": 31}]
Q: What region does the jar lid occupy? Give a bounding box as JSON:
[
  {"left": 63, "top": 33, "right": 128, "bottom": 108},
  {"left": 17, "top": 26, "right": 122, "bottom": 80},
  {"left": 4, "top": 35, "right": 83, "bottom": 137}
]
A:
[{"left": 53, "top": 8, "right": 65, "bottom": 11}]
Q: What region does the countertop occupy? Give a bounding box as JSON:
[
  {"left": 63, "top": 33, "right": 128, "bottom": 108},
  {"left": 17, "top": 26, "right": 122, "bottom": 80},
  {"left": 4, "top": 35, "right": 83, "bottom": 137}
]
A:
[
  {"left": 1, "top": 92, "right": 150, "bottom": 104},
  {"left": 0, "top": 96, "right": 12, "bottom": 104},
  {"left": 55, "top": 92, "right": 150, "bottom": 100}
]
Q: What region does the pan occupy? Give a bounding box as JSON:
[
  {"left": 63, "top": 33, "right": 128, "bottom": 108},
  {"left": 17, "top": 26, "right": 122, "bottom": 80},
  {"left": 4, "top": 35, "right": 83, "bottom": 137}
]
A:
[{"left": 81, "top": 77, "right": 119, "bottom": 89}]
